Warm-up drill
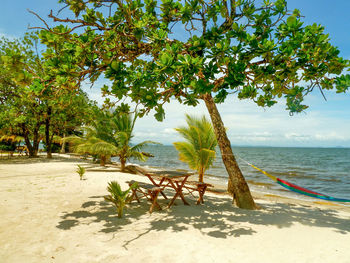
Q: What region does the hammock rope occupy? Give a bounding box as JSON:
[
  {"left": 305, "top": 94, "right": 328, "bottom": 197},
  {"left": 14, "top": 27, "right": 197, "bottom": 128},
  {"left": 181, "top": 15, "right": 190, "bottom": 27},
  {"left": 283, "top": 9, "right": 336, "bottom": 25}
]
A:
[{"left": 238, "top": 157, "right": 350, "bottom": 202}]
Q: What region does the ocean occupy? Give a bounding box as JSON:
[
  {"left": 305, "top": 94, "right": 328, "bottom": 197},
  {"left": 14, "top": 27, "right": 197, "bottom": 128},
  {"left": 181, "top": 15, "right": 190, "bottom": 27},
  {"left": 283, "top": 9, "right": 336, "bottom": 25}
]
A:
[{"left": 125, "top": 145, "right": 350, "bottom": 202}]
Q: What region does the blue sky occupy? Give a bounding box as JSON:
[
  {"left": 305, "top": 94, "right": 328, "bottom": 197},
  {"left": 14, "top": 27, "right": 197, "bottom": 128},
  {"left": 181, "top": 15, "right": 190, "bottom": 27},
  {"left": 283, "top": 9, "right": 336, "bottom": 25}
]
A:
[{"left": 1, "top": 0, "right": 349, "bottom": 147}]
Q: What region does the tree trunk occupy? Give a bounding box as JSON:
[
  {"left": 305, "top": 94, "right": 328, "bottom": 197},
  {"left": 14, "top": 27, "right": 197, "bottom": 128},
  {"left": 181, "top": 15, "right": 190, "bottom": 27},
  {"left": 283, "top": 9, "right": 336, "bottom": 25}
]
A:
[
  {"left": 22, "top": 128, "right": 39, "bottom": 158},
  {"left": 23, "top": 134, "right": 36, "bottom": 157},
  {"left": 60, "top": 133, "right": 66, "bottom": 154},
  {"left": 45, "top": 107, "right": 53, "bottom": 159},
  {"left": 100, "top": 155, "right": 106, "bottom": 166},
  {"left": 198, "top": 167, "right": 204, "bottom": 183},
  {"left": 120, "top": 157, "right": 126, "bottom": 172},
  {"left": 117, "top": 204, "right": 123, "bottom": 218},
  {"left": 203, "top": 93, "right": 258, "bottom": 210},
  {"left": 32, "top": 126, "right": 40, "bottom": 157}
]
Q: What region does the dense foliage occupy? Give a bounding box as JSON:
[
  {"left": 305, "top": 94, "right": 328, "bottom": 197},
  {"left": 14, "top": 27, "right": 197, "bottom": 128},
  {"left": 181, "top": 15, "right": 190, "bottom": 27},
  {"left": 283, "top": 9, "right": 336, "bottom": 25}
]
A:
[
  {"left": 0, "top": 34, "right": 95, "bottom": 157},
  {"left": 37, "top": 0, "right": 349, "bottom": 117}
]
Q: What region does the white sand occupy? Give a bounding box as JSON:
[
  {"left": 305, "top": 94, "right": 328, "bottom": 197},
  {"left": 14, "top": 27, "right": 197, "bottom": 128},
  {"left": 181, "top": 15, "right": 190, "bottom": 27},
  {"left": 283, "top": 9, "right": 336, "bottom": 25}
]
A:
[{"left": 1, "top": 155, "right": 349, "bottom": 263}]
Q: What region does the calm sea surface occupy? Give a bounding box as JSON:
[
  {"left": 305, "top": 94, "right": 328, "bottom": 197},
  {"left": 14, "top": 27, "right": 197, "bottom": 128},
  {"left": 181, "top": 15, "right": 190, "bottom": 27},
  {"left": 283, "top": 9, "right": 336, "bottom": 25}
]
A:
[{"left": 125, "top": 145, "right": 350, "bottom": 202}]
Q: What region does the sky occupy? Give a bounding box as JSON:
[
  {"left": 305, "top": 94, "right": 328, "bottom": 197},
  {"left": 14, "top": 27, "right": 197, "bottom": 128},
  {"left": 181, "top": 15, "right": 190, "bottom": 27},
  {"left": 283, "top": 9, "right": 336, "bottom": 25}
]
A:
[{"left": 0, "top": 0, "right": 349, "bottom": 147}]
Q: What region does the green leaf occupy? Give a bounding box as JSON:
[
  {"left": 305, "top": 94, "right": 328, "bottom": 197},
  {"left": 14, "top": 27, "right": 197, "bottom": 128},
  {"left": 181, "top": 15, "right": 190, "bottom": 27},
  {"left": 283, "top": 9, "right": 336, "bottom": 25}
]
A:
[{"left": 154, "top": 106, "right": 165, "bottom": 121}]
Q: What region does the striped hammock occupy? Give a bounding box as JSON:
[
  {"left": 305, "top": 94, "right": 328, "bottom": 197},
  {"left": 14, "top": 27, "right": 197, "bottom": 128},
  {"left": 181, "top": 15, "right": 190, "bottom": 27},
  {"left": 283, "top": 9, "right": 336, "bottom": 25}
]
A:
[{"left": 243, "top": 160, "right": 350, "bottom": 202}]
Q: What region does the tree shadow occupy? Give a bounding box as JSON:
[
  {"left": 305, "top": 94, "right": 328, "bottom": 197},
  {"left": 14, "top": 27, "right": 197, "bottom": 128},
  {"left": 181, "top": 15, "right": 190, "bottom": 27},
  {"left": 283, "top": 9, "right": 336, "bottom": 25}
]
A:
[
  {"left": 56, "top": 195, "right": 145, "bottom": 233},
  {"left": 56, "top": 192, "right": 350, "bottom": 249},
  {"left": 0, "top": 155, "right": 86, "bottom": 164},
  {"left": 85, "top": 168, "right": 121, "bottom": 173}
]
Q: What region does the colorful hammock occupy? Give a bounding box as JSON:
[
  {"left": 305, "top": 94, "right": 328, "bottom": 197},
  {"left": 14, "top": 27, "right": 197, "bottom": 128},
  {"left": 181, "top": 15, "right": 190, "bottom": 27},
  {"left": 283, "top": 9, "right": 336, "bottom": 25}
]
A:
[{"left": 241, "top": 159, "right": 350, "bottom": 202}]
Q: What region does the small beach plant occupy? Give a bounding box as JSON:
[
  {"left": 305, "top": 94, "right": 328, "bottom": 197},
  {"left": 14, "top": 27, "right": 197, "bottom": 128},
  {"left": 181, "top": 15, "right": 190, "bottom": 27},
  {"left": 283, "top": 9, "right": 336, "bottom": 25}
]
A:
[
  {"left": 104, "top": 181, "right": 138, "bottom": 218},
  {"left": 76, "top": 165, "right": 86, "bottom": 180},
  {"left": 174, "top": 114, "right": 217, "bottom": 182}
]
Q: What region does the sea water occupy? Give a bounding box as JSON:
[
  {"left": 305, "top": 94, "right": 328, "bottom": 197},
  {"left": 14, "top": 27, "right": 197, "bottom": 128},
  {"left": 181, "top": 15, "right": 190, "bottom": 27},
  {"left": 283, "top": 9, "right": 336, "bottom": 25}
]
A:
[{"left": 124, "top": 145, "right": 350, "bottom": 202}]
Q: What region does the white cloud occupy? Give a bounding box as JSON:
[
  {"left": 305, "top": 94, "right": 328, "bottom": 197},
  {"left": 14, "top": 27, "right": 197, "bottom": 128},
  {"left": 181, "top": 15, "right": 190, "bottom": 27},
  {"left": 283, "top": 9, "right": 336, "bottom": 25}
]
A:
[
  {"left": 163, "top": 128, "right": 177, "bottom": 134},
  {"left": 313, "top": 133, "right": 347, "bottom": 141},
  {"left": 81, "top": 80, "right": 350, "bottom": 147}
]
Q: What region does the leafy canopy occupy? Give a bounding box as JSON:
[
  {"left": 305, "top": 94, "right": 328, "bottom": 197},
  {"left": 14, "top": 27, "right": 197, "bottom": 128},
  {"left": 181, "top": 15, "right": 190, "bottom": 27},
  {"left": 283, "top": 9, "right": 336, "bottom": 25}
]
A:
[
  {"left": 38, "top": 0, "right": 350, "bottom": 120},
  {"left": 0, "top": 33, "right": 95, "bottom": 156}
]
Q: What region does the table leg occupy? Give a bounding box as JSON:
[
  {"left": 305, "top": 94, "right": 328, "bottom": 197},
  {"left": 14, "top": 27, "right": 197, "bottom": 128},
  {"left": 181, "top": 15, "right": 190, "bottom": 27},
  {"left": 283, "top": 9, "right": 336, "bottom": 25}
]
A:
[
  {"left": 167, "top": 179, "right": 190, "bottom": 208},
  {"left": 131, "top": 188, "right": 141, "bottom": 203},
  {"left": 196, "top": 185, "right": 207, "bottom": 205},
  {"left": 148, "top": 189, "right": 162, "bottom": 213},
  {"left": 146, "top": 175, "right": 168, "bottom": 199}
]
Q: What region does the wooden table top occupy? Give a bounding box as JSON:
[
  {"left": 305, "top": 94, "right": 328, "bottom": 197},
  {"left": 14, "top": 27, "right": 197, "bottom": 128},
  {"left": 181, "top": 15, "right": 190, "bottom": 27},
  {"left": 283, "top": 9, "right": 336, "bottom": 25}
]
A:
[{"left": 146, "top": 170, "right": 194, "bottom": 178}]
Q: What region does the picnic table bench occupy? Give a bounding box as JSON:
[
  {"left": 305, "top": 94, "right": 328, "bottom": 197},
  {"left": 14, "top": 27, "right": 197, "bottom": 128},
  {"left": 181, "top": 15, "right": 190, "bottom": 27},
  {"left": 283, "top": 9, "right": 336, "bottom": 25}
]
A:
[
  {"left": 143, "top": 170, "right": 192, "bottom": 207},
  {"left": 183, "top": 181, "right": 214, "bottom": 204},
  {"left": 127, "top": 180, "right": 163, "bottom": 213},
  {"left": 125, "top": 165, "right": 214, "bottom": 214}
]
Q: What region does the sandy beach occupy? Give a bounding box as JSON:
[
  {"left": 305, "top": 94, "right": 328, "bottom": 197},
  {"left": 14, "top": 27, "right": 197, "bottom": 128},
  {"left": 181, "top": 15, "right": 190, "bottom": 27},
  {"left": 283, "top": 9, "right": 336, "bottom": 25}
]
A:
[{"left": 1, "top": 155, "right": 349, "bottom": 263}]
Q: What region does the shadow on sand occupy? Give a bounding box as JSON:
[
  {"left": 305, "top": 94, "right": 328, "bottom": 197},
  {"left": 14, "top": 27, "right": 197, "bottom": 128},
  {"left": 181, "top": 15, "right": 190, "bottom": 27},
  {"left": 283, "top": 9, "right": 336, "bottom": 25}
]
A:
[
  {"left": 56, "top": 193, "right": 350, "bottom": 247},
  {"left": 0, "top": 155, "right": 87, "bottom": 165}
]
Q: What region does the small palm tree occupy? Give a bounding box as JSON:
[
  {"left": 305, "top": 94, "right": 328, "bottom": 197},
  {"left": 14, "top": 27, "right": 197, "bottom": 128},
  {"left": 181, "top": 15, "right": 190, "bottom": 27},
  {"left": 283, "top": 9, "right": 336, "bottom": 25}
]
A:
[
  {"left": 0, "top": 134, "right": 24, "bottom": 144},
  {"left": 104, "top": 181, "right": 138, "bottom": 218},
  {"left": 76, "top": 165, "right": 86, "bottom": 180},
  {"left": 63, "top": 109, "right": 157, "bottom": 169},
  {"left": 112, "top": 113, "right": 157, "bottom": 172},
  {"left": 64, "top": 132, "right": 117, "bottom": 166},
  {"left": 173, "top": 114, "right": 217, "bottom": 182}
]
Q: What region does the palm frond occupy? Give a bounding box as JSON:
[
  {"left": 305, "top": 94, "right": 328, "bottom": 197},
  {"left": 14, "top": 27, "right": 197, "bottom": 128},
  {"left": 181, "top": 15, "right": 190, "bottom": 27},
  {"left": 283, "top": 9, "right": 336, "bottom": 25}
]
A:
[
  {"left": 107, "top": 181, "right": 131, "bottom": 201},
  {"left": 131, "top": 140, "right": 160, "bottom": 152},
  {"left": 62, "top": 135, "right": 85, "bottom": 145},
  {"left": 173, "top": 141, "right": 198, "bottom": 170},
  {"left": 0, "top": 134, "right": 24, "bottom": 143},
  {"left": 174, "top": 114, "right": 217, "bottom": 179},
  {"left": 128, "top": 151, "right": 148, "bottom": 162},
  {"left": 198, "top": 148, "right": 216, "bottom": 170},
  {"left": 90, "top": 140, "right": 117, "bottom": 156}
]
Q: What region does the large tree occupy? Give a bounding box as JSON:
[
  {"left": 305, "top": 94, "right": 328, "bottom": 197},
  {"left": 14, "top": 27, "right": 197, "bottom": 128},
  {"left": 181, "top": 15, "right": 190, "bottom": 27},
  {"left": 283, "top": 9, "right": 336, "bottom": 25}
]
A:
[
  {"left": 0, "top": 35, "right": 46, "bottom": 157},
  {"left": 0, "top": 34, "right": 94, "bottom": 157},
  {"left": 38, "top": 0, "right": 350, "bottom": 208}
]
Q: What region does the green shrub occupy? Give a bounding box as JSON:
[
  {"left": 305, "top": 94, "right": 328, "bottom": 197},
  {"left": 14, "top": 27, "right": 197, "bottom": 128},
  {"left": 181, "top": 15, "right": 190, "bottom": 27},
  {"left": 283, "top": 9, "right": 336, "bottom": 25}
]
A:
[
  {"left": 76, "top": 165, "right": 86, "bottom": 180},
  {"left": 104, "top": 181, "right": 138, "bottom": 218}
]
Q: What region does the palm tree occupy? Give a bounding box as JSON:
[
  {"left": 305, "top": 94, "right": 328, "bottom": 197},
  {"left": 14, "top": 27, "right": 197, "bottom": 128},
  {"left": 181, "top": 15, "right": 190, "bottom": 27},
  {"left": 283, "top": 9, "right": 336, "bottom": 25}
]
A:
[
  {"left": 0, "top": 134, "right": 24, "bottom": 144},
  {"left": 112, "top": 113, "right": 157, "bottom": 172},
  {"left": 65, "top": 133, "right": 117, "bottom": 166},
  {"left": 64, "top": 110, "right": 156, "bottom": 169},
  {"left": 63, "top": 110, "right": 119, "bottom": 166},
  {"left": 173, "top": 114, "right": 217, "bottom": 182},
  {"left": 0, "top": 133, "right": 24, "bottom": 154},
  {"left": 104, "top": 181, "right": 137, "bottom": 218}
]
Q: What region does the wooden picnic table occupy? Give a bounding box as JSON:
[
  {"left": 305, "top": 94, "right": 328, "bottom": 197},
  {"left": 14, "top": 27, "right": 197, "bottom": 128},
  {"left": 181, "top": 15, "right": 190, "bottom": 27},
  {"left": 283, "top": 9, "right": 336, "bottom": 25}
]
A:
[{"left": 143, "top": 170, "right": 193, "bottom": 208}]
